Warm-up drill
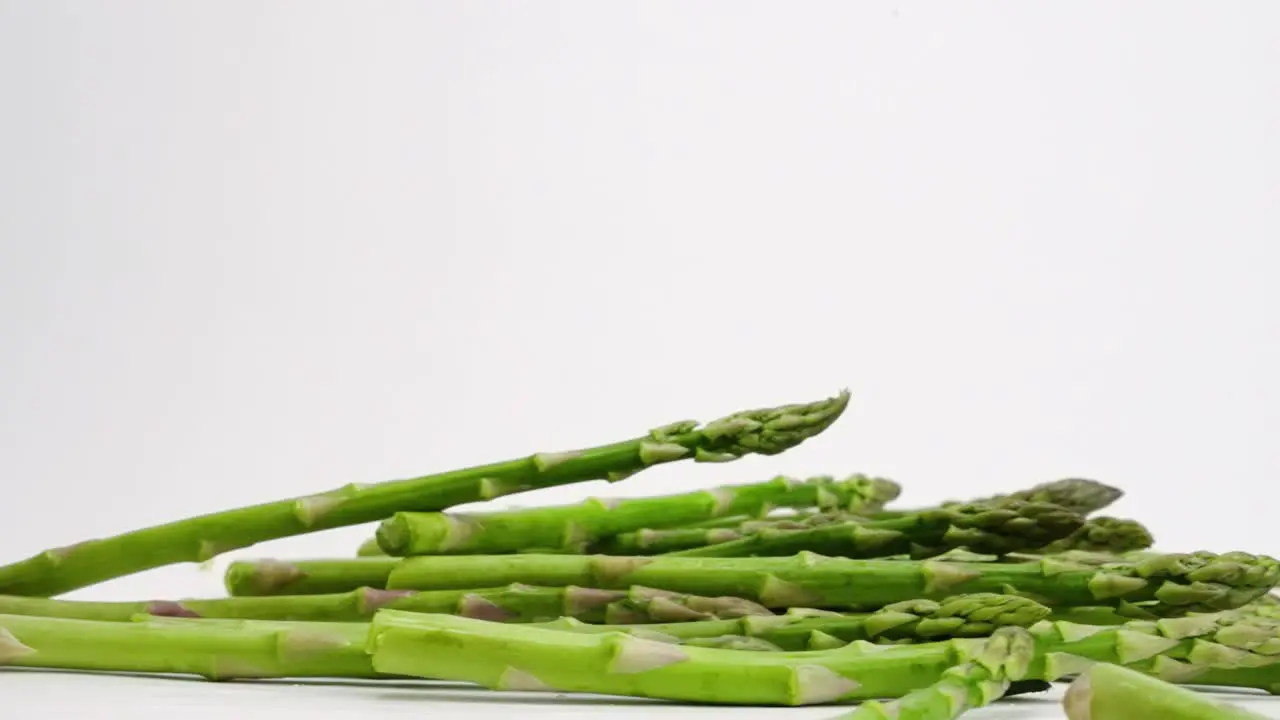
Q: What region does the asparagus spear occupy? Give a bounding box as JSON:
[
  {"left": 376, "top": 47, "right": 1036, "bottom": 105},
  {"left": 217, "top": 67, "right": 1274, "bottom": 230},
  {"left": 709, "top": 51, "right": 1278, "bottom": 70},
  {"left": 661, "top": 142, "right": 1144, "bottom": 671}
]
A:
[
  {"left": 830, "top": 627, "right": 1034, "bottom": 720},
  {"left": 0, "top": 613, "right": 377, "bottom": 679},
  {"left": 1036, "top": 517, "right": 1154, "bottom": 554},
  {"left": 0, "top": 583, "right": 769, "bottom": 623},
  {"left": 1064, "top": 662, "right": 1269, "bottom": 720},
  {"left": 666, "top": 500, "right": 1084, "bottom": 558},
  {"left": 366, "top": 604, "right": 1280, "bottom": 705},
  {"left": 382, "top": 550, "right": 1280, "bottom": 616},
  {"left": 0, "top": 390, "right": 850, "bottom": 597},
  {"left": 374, "top": 474, "right": 900, "bottom": 556},
  {"left": 534, "top": 593, "right": 1052, "bottom": 648},
  {"left": 367, "top": 608, "right": 983, "bottom": 705}
]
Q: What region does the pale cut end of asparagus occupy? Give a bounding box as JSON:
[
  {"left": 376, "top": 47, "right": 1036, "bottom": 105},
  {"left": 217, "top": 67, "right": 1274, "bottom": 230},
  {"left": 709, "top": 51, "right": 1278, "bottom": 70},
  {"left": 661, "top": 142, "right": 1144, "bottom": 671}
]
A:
[{"left": 1063, "top": 670, "right": 1092, "bottom": 720}]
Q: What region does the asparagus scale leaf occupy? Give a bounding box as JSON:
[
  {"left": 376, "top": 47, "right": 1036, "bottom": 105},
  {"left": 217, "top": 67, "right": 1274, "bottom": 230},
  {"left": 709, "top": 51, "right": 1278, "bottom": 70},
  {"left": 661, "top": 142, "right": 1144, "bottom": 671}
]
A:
[
  {"left": 0, "top": 390, "right": 851, "bottom": 596},
  {"left": 376, "top": 473, "right": 899, "bottom": 556}
]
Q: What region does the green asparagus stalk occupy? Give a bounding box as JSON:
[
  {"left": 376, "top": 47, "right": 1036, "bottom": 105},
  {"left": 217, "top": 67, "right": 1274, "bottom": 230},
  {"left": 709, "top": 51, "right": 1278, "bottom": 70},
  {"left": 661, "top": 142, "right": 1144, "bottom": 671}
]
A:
[
  {"left": 366, "top": 604, "right": 1280, "bottom": 705},
  {"left": 1064, "top": 662, "right": 1269, "bottom": 720},
  {"left": 624, "top": 511, "right": 1142, "bottom": 561},
  {"left": 0, "top": 613, "right": 377, "bottom": 679},
  {"left": 226, "top": 558, "right": 400, "bottom": 596},
  {"left": 0, "top": 390, "right": 850, "bottom": 597},
  {"left": 0, "top": 583, "right": 769, "bottom": 624},
  {"left": 367, "top": 608, "right": 980, "bottom": 705},
  {"left": 375, "top": 474, "right": 900, "bottom": 556},
  {"left": 534, "top": 593, "right": 1052, "bottom": 649},
  {"left": 666, "top": 501, "right": 1084, "bottom": 558},
  {"left": 830, "top": 627, "right": 1034, "bottom": 720},
  {"left": 382, "top": 550, "right": 1280, "bottom": 616}
]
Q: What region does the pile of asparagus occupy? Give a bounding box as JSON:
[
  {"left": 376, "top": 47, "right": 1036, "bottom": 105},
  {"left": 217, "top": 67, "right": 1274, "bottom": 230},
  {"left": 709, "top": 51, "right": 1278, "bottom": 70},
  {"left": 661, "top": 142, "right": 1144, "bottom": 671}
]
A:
[{"left": 1, "top": 389, "right": 1277, "bottom": 719}]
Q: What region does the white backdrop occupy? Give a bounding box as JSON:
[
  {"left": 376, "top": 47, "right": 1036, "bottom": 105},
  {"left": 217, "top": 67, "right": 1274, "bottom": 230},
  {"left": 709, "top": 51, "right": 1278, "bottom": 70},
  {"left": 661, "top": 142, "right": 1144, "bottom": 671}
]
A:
[{"left": 2, "top": 2, "right": 1278, "bottom": 718}]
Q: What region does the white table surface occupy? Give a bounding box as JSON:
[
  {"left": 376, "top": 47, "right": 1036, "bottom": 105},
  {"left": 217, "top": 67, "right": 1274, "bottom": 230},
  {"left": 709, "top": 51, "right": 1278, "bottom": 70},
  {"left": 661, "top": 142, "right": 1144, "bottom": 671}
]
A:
[{"left": 4, "top": 669, "right": 1280, "bottom": 719}]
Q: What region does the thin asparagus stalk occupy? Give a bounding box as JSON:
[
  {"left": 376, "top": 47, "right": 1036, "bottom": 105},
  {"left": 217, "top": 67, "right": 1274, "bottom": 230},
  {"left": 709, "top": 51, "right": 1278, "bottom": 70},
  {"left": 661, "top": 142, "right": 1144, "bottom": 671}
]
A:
[
  {"left": 830, "top": 627, "right": 1034, "bottom": 720},
  {"left": 382, "top": 550, "right": 1280, "bottom": 616},
  {"left": 0, "top": 613, "right": 376, "bottom": 679},
  {"left": 366, "top": 605, "right": 1280, "bottom": 705},
  {"left": 375, "top": 474, "right": 901, "bottom": 556},
  {"left": 0, "top": 390, "right": 850, "bottom": 597},
  {"left": 534, "top": 593, "right": 1052, "bottom": 648},
  {"left": 0, "top": 583, "right": 769, "bottom": 624},
  {"left": 1064, "top": 662, "right": 1269, "bottom": 720},
  {"left": 666, "top": 501, "right": 1084, "bottom": 558}
]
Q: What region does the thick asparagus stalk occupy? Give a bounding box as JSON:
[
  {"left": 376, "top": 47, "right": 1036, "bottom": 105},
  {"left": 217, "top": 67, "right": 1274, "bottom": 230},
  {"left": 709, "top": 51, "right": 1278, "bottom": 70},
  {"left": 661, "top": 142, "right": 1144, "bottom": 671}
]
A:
[
  {"left": 831, "top": 627, "right": 1034, "bottom": 720},
  {"left": 383, "top": 550, "right": 1280, "bottom": 616},
  {"left": 0, "top": 613, "right": 376, "bottom": 679},
  {"left": 667, "top": 501, "right": 1084, "bottom": 558},
  {"left": 375, "top": 474, "right": 900, "bottom": 556},
  {"left": 1064, "top": 662, "right": 1268, "bottom": 720},
  {"left": 534, "top": 593, "right": 1052, "bottom": 649},
  {"left": 0, "top": 390, "right": 850, "bottom": 597},
  {"left": 367, "top": 608, "right": 976, "bottom": 705},
  {"left": 226, "top": 558, "right": 400, "bottom": 596},
  {"left": 366, "top": 605, "right": 1280, "bottom": 705},
  {"left": 0, "top": 583, "right": 769, "bottom": 624}
]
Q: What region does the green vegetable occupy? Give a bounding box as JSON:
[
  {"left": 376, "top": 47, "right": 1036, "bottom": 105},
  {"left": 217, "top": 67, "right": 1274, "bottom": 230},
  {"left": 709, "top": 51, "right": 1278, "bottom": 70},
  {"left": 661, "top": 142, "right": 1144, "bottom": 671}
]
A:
[
  {"left": 1036, "top": 517, "right": 1154, "bottom": 554},
  {"left": 367, "top": 608, "right": 979, "bottom": 705},
  {"left": 534, "top": 593, "right": 1052, "bottom": 648},
  {"left": 831, "top": 627, "right": 1033, "bottom": 720},
  {"left": 226, "top": 558, "right": 400, "bottom": 596},
  {"left": 0, "top": 390, "right": 849, "bottom": 597},
  {"left": 666, "top": 500, "right": 1084, "bottom": 558},
  {"left": 365, "top": 605, "right": 1280, "bottom": 705},
  {"left": 0, "top": 583, "right": 769, "bottom": 623},
  {"left": 376, "top": 474, "right": 899, "bottom": 556},
  {"left": 0, "top": 613, "right": 376, "bottom": 679},
  {"left": 959, "top": 478, "right": 1124, "bottom": 516},
  {"left": 381, "top": 550, "right": 1280, "bottom": 616},
  {"left": 1064, "top": 662, "right": 1268, "bottom": 720}
]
